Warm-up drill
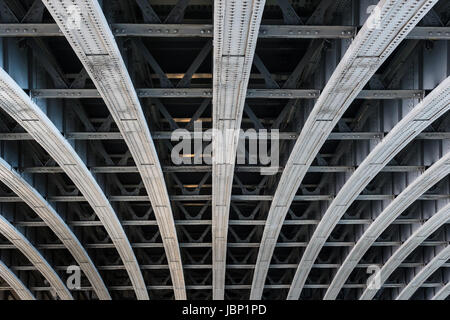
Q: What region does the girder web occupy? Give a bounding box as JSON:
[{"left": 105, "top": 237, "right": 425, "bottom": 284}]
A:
[{"left": 0, "top": 0, "right": 448, "bottom": 300}]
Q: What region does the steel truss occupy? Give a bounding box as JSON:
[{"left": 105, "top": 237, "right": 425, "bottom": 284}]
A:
[{"left": 0, "top": 0, "right": 448, "bottom": 300}]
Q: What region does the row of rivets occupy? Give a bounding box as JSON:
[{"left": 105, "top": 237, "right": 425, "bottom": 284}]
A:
[{"left": 113, "top": 28, "right": 213, "bottom": 35}]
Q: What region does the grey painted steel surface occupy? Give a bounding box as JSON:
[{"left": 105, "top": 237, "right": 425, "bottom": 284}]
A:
[
  {"left": 431, "top": 282, "right": 450, "bottom": 300},
  {"left": 357, "top": 202, "right": 450, "bottom": 300},
  {"left": 0, "top": 66, "right": 146, "bottom": 299},
  {"left": 0, "top": 214, "right": 72, "bottom": 299},
  {"left": 0, "top": 157, "right": 110, "bottom": 300},
  {"left": 212, "top": 0, "right": 265, "bottom": 299},
  {"left": 28, "top": 88, "right": 423, "bottom": 99},
  {"left": 396, "top": 245, "right": 450, "bottom": 300},
  {"left": 0, "top": 23, "right": 448, "bottom": 40},
  {"left": 42, "top": 0, "right": 186, "bottom": 299},
  {"left": 0, "top": 260, "right": 35, "bottom": 300},
  {"left": 250, "top": 0, "right": 439, "bottom": 300},
  {"left": 288, "top": 75, "right": 450, "bottom": 300}
]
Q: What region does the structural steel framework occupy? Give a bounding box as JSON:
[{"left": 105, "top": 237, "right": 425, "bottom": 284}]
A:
[
  {"left": 0, "top": 0, "right": 448, "bottom": 300},
  {"left": 0, "top": 156, "right": 110, "bottom": 299},
  {"left": 42, "top": 0, "right": 185, "bottom": 300},
  {"left": 432, "top": 281, "right": 450, "bottom": 300},
  {"left": 0, "top": 260, "right": 35, "bottom": 300},
  {"left": 396, "top": 244, "right": 450, "bottom": 300},
  {"left": 252, "top": 0, "right": 439, "bottom": 299},
  {"left": 0, "top": 64, "right": 145, "bottom": 299},
  {"left": 212, "top": 0, "right": 265, "bottom": 300},
  {"left": 0, "top": 212, "right": 72, "bottom": 299},
  {"left": 359, "top": 201, "right": 450, "bottom": 300}
]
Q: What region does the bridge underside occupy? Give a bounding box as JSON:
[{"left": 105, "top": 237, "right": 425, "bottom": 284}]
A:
[{"left": 0, "top": 0, "right": 449, "bottom": 300}]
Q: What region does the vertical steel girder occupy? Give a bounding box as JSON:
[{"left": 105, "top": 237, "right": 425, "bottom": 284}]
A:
[
  {"left": 250, "top": 0, "right": 439, "bottom": 300},
  {"left": 42, "top": 0, "right": 186, "bottom": 299},
  {"left": 0, "top": 260, "right": 35, "bottom": 300},
  {"left": 212, "top": 0, "right": 265, "bottom": 300},
  {"left": 358, "top": 202, "right": 450, "bottom": 300},
  {"left": 0, "top": 156, "right": 111, "bottom": 300},
  {"left": 0, "top": 67, "right": 146, "bottom": 299},
  {"left": 289, "top": 75, "right": 450, "bottom": 300}
]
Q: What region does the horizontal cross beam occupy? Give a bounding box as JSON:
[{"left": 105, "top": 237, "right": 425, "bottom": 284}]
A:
[
  {"left": 0, "top": 131, "right": 447, "bottom": 140},
  {"left": 0, "top": 24, "right": 448, "bottom": 40},
  {"left": 11, "top": 262, "right": 450, "bottom": 271},
  {"left": 1, "top": 282, "right": 442, "bottom": 291},
  {"left": 0, "top": 241, "right": 446, "bottom": 249},
  {"left": 21, "top": 165, "right": 426, "bottom": 174},
  {"left": 0, "top": 194, "right": 447, "bottom": 202},
  {"left": 13, "top": 218, "right": 436, "bottom": 227},
  {"left": 29, "top": 89, "right": 424, "bottom": 99}
]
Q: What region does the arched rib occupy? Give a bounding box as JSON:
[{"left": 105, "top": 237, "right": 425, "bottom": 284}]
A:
[
  {"left": 212, "top": 0, "right": 265, "bottom": 299},
  {"left": 396, "top": 245, "right": 450, "bottom": 300},
  {"left": 42, "top": 0, "right": 184, "bottom": 299},
  {"left": 0, "top": 157, "right": 110, "bottom": 300},
  {"left": 431, "top": 282, "right": 450, "bottom": 300},
  {"left": 0, "top": 260, "right": 35, "bottom": 300},
  {"left": 326, "top": 150, "right": 450, "bottom": 300},
  {"left": 250, "top": 0, "right": 439, "bottom": 299},
  {"left": 0, "top": 214, "right": 71, "bottom": 299},
  {"left": 358, "top": 202, "right": 450, "bottom": 300},
  {"left": 287, "top": 75, "right": 450, "bottom": 300},
  {"left": 0, "top": 69, "right": 146, "bottom": 299}
]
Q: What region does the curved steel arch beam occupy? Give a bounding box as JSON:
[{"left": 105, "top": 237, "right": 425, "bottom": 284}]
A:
[
  {"left": 250, "top": 0, "right": 438, "bottom": 299},
  {"left": 0, "top": 69, "right": 147, "bottom": 299},
  {"left": 212, "top": 0, "right": 265, "bottom": 299},
  {"left": 431, "top": 282, "right": 450, "bottom": 300},
  {"left": 358, "top": 202, "right": 450, "bottom": 300},
  {"left": 0, "top": 260, "right": 35, "bottom": 300},
  {"left": 326, "top": 149, "right": 450, "bottom": 300},
  {"left": 287, "top": 75, "right": 450, "bottom": 300},
  {"left": 0, "top": 214, "right": 71, "bottom": 299},
  {"left": 396, "top": 245, "right": 450, "bottom": 300},
  {"left": 0, "top": 157, "right": 110, "bottom": 300},
  {"left": 42, "top": 0, "right": 185, "bottom": 299}
]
